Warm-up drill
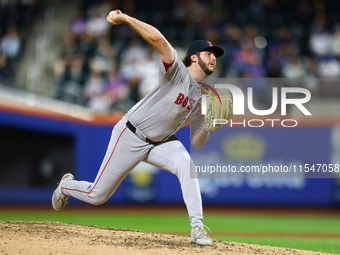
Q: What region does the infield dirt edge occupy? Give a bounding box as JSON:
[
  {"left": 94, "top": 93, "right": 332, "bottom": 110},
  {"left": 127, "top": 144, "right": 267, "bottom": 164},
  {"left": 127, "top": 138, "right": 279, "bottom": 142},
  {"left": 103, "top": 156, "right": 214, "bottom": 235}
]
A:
[{"left": 0, "top": 221, "right": 334, "bottom": 255}]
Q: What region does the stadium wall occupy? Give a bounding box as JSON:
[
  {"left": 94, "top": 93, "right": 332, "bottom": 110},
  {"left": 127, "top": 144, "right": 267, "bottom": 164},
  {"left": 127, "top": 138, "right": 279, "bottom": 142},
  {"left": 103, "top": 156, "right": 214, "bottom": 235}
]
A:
[{"left": 0, "top": 103, "right": 339, "bottom": 207}]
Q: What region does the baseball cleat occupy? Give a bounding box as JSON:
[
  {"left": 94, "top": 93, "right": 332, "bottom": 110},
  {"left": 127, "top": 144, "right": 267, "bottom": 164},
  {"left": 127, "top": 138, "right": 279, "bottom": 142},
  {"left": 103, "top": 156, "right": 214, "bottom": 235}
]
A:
[
  {"left": 52, "top": 173, "right": 74, "bottom": 211},
  {"left": 191, "top": 225, "right": 213, "bottom": 245}
]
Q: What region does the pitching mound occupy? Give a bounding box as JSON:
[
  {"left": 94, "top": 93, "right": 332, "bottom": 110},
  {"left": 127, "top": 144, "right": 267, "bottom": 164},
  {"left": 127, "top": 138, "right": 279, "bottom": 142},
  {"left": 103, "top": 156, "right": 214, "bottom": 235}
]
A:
[{"left": 0, "top": 221, "right": 330, "bottom": 255}]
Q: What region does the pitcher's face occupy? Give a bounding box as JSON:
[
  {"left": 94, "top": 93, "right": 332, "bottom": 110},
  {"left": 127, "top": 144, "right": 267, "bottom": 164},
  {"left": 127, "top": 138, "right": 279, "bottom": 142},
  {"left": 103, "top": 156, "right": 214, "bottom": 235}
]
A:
[{"left": 197, "top": 50, "right": 216, "bottom": 76}]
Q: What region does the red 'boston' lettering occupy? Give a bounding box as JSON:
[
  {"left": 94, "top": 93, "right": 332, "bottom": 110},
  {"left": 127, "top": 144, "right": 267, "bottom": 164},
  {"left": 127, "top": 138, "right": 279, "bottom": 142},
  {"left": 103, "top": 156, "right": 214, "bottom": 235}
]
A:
[
  {"left": 193, "top": 102, "right": 201, "bottom": 112},
  {"left": 182, "top": 97, "right": 188, "bottom": 107},
  {"left": 187, "top": 99, "right": 195, "bottom": 110},
  {"left": 175, "top": 93, "right": 197, "bottom": 111},
  {"left": 175, "top": 93, "right": 185, "bottom": 104}
]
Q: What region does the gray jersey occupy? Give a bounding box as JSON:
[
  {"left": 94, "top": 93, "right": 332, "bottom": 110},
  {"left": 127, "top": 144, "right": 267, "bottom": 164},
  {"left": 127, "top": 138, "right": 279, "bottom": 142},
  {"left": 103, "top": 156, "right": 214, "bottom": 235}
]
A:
[{"left": 126, "top": 50, "right": 203, "bottom": 142}]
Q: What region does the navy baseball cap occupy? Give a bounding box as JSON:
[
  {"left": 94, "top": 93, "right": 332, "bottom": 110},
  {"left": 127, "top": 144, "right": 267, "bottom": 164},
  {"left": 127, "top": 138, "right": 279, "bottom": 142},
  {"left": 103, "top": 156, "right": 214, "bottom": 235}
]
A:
[{"left": 186, "top": 40, "right": 224, "bottom": 58}]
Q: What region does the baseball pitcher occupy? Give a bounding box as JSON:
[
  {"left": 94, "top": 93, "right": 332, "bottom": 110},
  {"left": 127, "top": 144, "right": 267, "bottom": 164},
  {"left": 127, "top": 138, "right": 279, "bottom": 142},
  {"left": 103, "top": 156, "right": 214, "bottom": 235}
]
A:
[{"left": 52, "top": 9, "right": 231, "bottom": 245}]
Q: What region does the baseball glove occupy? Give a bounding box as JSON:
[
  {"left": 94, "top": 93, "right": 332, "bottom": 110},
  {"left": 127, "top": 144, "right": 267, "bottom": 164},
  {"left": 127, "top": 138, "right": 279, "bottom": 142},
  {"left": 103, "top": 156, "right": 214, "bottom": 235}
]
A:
[{"left": 205, "top": 94, "right": 233, "bottom": 131}]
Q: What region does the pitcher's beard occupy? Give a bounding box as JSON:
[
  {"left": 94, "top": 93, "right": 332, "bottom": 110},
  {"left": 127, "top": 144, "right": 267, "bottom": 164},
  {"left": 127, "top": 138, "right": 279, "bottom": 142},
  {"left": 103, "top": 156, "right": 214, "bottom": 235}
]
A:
[{"left": 198, "top": 55, "right": 214, "bottom": 76}]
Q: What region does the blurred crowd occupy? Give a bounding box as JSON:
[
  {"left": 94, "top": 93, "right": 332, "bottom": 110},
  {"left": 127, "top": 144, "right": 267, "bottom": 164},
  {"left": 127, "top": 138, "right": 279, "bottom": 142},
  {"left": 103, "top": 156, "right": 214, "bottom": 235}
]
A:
[
  {"left": 2, "top": 0, "right": 340, "bottom": 112},
  {"left": 53, "top": 0, "right": 175, "bottom": 112},
  {"left": 0, "top": 0, "right": 37, "bottom": 85}
]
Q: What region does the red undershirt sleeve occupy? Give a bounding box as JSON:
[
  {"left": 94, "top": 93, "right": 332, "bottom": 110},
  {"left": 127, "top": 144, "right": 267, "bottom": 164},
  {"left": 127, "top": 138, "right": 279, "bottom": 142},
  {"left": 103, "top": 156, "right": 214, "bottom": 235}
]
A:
[{"left": 163, "top": 60, "right": 175, "bottom": 71}]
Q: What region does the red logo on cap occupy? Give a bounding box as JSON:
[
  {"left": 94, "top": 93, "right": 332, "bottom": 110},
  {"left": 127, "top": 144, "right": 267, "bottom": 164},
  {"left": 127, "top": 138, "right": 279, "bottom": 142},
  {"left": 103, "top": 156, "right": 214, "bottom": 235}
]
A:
[{"left": 207, "top": 41, "right": 213, "bottom": 46}]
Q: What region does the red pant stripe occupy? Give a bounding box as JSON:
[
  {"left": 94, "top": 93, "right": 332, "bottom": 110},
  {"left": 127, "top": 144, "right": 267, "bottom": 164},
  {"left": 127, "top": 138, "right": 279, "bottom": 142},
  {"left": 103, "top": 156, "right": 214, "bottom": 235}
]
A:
[{"left": 62, "top": 127, "right": 128, "bottom": 194}]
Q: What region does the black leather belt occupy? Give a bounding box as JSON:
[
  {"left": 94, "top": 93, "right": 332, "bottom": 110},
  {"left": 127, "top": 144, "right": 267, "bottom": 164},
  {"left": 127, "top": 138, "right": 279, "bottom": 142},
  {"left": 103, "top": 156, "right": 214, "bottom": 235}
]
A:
[
  {"left": 126, "top": 121, "right": 158, "bottom": 145},
  {"left": 126, "top": 121, "right": 136, "bottom": 133}
]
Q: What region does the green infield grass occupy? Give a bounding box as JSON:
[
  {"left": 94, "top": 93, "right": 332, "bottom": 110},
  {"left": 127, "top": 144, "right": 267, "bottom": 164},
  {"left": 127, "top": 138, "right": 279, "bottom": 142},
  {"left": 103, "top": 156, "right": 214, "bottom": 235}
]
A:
[
  {"left": 0, "top": 207, "right": 339, "bottom": 254},
  {"left": 216, "top": 236, "right": 340, "bottom": 255}
]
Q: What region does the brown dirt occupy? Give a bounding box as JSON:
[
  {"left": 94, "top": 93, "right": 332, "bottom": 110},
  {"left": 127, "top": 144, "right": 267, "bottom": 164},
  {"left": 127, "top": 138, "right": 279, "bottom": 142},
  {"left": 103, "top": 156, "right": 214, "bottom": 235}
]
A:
[{"left": 0, "top": 221, "right": 334, "bottom": 255}]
